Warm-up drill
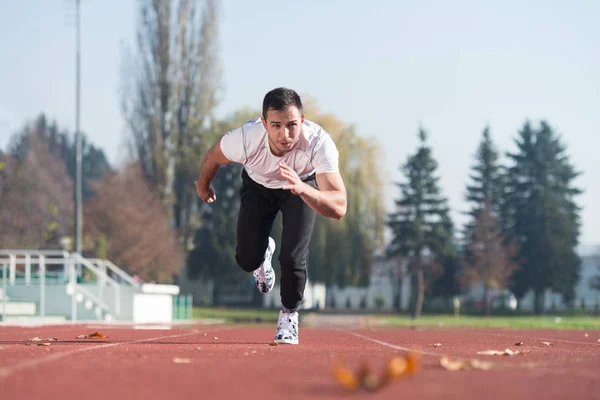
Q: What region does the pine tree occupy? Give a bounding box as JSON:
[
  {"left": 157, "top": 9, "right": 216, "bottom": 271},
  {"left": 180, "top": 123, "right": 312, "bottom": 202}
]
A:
[
  {"left": 463, "top": 126, "right": 505, "bottom": 240},
  {"left": 461, "top": 126, "right": 518, "bottom": 313},
  {"left": 504, "top": 121, "right": 582, "bottom": 313},
  {"left": 387, "top": 128, "right": 453, "bottom": 319}
]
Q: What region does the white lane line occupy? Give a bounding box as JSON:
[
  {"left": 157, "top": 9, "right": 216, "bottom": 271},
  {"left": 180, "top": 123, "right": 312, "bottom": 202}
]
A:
[
  {"left": 342, "top": 329, "right": 600, "bottom": 378},
  {"left": 0, "top": 327, "right": 228, "bottom": 380},
  {"left": 341, "top": 330, "right": 440, "bottom": 356},
  {"left": 461, "top": 330, "right": 600, "bottom": 346}
]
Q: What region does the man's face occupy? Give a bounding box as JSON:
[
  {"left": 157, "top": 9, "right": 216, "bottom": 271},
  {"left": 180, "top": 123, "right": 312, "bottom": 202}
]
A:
[{"left": 261, "top": 106, "right": 304, "bottom": 156}]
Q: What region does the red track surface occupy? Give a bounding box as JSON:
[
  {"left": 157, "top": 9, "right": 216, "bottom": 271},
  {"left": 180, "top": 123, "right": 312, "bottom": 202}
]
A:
[{"left": 1, "top": 323, "right": 599, "bottom": 399}]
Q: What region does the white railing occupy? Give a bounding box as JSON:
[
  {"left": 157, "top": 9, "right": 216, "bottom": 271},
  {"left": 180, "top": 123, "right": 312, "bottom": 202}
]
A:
[
  {"left": 0, "top": 250, "right": 141, "bottom": 322},
  {"left": 87, "top": 258, "right": 141, "bottom": 288}
]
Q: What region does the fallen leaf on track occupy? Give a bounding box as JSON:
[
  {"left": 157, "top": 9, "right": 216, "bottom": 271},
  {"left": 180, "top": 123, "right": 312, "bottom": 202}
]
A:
[
  {"left": 440, "top": 355, "right": 468, "bottom": 371},
  {"left": 440, "top": 355, "right": 495, "bottom": 371},
  {"left": 515, "top": 342, "right": 524, "bottom": 346},
  {"left": 333, "top": 359, "right": 360, "bottom": 390},
  {"left": 213, "top": 337, "right": 219, "bottom": 340},
  {"left": 430, "top": 343, "right": 442, "bottom": 347},
  {"left": 333, "top": 352, "right": 420, "bottom": 392},
  {"left": 477, "top": 348, "right": 528, "bottom": 356},
  {"left": 76, "top": 332, "right": 107, "bottom": 339},
  {"left": 172, "top": 357, "right": 191, "bottom": 364},
  {"left": 470, "top": 359, "right": 495, "bottom": 370},
  {"left": 25, "top": 342, "right": 51, "bottom": 347},
  {"left": 269, "top": 341, "right": 278, "bottom": 346},
  {"left": 540, "top": 342, "right": 552, "bottom": 346}
]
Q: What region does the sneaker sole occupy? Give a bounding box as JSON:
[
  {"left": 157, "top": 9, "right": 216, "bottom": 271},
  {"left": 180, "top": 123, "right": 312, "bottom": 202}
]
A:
[
  {"left": 255, "top": 238, "right": 276, "bottom": 294},
  {"left": 274, "top": 338, "right": 299, "bottom": 345}
]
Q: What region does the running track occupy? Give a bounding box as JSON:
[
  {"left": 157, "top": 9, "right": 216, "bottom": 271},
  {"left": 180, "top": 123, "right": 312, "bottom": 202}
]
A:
[{"left": 1, "top": 322, "right": 599, "bottom": 399}]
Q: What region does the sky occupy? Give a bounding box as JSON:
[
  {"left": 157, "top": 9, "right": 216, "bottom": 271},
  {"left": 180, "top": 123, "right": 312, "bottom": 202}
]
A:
[{"left": 0, "top": 0, "right": 598, "bottom": 248}]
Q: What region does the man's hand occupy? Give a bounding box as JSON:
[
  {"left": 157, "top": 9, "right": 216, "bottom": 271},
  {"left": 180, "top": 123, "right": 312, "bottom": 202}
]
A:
[
  {"left": 195, "top": 181, "right": 216, "bottom": 203},
  {"left": 279, "top": 162, "right": 307, "bottom": 195},
  {"left": 279, "top": 161, "right": 347, "bottom": 220}
]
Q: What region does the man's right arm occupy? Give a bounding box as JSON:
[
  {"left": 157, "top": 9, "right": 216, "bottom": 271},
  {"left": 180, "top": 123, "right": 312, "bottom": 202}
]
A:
[{"left": 195, "top": 138, "right": 233, "bottom": 203}]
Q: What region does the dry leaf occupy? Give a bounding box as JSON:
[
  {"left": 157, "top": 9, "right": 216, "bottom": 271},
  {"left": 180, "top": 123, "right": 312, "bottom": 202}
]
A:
[
  {"left": 172, "top": 357, "right": 191, "bottom": 364},
  {"left": 213, "top": 337, "right": 219, "bottom": 340},
  {"left": 385, "top": 356, "right": 408, "bottom": 380},
  {"left": 25, "top": 342, "right": 51, "bottom": 347},
  {"left": 333, "top": 359, "right": 360, "bottom": 390},
  {"left": 76, "top": 332, "right": 107, "bottom": 339},
  {"left": 196, "top": 347, "right": 201, "bottom": 350},
  {"left": 477, "top": 350, "right": 505, "bottom": 356},
  {"left": 470, "top": 359, "right": 495, "bottom": 371},
  {"left": 362, "top": 372, "right": 382, "bottom": 392},
  {"left": 269, "top": 341, "right": 278, "bottom": 346},
  {"left": 440, "top": 355, "right": 495, "bottom": 371},
  {"left": 202, "top": 333, "right": 208, "bottom": 337},
  {"left": 515, "top": 342, "right": 524, "bottom": 346},
  {"left": 333, "top": 353, "right": 419, "bottom": 392},
  {"left": 440, "top": 355, "right": 467, "bottom": 371},
  {"left": 405, "top": 353, "right": 420, "bottom": 374},
  {"left": 477, "top": 348, "right": 528, "bottom": 356},
  {"left": 430, "top": 343, "right": 442, "bottom": 347},
  {"left": 540, "top": 342, "right": 552, "bottom": 346},
  {"left": 27, "top": 337, "right": 56, "bottom": 342}
]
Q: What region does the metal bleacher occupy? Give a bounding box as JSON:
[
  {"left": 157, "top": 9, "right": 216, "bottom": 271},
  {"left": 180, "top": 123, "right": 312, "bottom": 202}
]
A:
[{"left": 0, "top": 250, "right": 189, "bottom": 325}]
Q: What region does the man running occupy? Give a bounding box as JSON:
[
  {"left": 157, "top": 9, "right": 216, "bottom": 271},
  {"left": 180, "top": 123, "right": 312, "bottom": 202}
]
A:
[{"left": 195, "top": 87, "right": 347, "bottom": 344}]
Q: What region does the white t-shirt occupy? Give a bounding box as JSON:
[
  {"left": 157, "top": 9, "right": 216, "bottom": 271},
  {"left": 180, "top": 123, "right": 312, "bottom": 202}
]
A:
[{"left": 220, "top": 118, "right": 339, "bottom": 189}]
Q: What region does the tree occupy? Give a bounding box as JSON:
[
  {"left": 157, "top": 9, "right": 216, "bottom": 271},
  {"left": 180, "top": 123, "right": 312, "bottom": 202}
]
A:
[
  {"left": 387, "top": 127, "right": 453, "bottom": 319},
  {"left": 8, "top": 114, "right": 110, "bottom": 198},
  {"left": 463, "top": 126, "right": 506, "bottom": 241},
  {"left": 121, "top": 0, "right": 222, "bottom": 251},
  {"left": 461, "top": 203, "right": 519, "bottom": 315},
  {"left": 504, "top": 121, "right": 582, "bottom": 314},
  {"left": 0, "top": 130, "right": 73, "bottom": 249},
  {"left": 590, "top": 247, "right": 600, "bottom": 293},
  {"left": 84, "top": 163, "right": 183, "bottom": 283},
  {"left": 428, "top": 246, "right": 463, "bottom": 304}
]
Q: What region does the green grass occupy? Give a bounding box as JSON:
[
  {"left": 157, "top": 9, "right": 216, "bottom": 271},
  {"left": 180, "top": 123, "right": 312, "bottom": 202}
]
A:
[
  {"left": 192, "top": 306, "right": 600, "bottom": 330},
  {"left": 375, "top": 314, "right": 600, "bottom": 330},
  {"left": 192, "top": 306, "right": 280, "bottom": 323}
]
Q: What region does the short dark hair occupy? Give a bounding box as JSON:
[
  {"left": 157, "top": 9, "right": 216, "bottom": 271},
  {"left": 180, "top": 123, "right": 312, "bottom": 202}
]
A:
[{"left": 262, "top": 87, "right": 304, "bottom": 119}]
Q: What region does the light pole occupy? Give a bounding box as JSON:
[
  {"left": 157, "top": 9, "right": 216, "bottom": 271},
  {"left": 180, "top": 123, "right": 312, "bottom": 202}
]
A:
[{"left": 74, "top": 0, "right": 82, "bottom": 257}]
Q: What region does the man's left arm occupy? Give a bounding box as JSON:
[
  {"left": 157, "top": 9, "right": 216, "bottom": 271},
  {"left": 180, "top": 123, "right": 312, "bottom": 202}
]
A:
[{"left": 279, "top": 162, "right": 347, "bottom": 220}]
